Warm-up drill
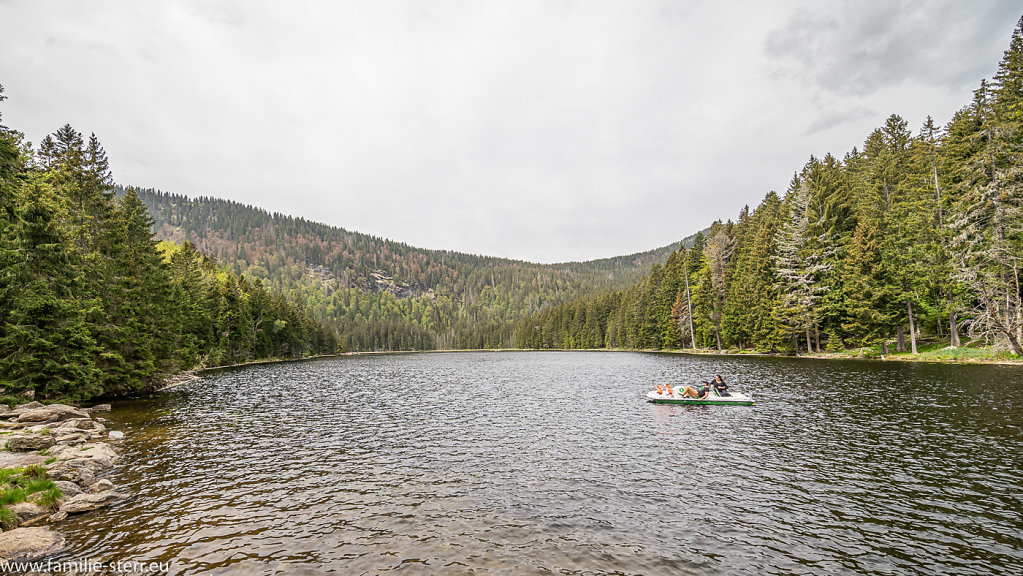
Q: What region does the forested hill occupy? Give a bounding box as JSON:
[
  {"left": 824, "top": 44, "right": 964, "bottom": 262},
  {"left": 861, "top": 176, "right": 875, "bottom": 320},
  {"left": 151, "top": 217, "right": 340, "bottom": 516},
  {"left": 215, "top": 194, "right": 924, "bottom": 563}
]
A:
[
  {"left": 125, "top": 188, "right": 698, "bottom": 350},
  {"left": 517, "top": 17, "right": 1023, "bottom": 358}
]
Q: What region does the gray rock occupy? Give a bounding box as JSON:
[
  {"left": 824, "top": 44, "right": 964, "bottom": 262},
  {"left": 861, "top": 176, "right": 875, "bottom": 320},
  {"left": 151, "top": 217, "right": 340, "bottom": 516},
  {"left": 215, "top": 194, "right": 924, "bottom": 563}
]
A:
[
  {"left": 17, "top": 401, "right": 44, "bottom": 411},
  {"left": 7, "top": 434, "right": 56, "bottom": 452},
  {"left": 52, "top": 431, "right": 88, "bottom": 445},
  {"left": 15, "top": 404, "right": 89, "bottom": 424},
  {"left": 74, "top": 443, "right": 119, "bottom": 469},
  {"left": 47, "top": 510, "right": 68, "bottom": 523},
  {"left": 15, "top": 410, "right": 58, "bottom": 424},
  {"left": 108, "top": 430, "right": 125, "bottom": 440},
  {"left": 7, "top": 502, "right": 49, "bottom": 525},
  {"left": 49, "top": 405, "right": 89, "bottom": 422},
  {"left": 59, "top": 491, "right": 124, "bottom": 514},
  {"left": 0, "top": 405, "right": 9, "bottom": 414},
  {"left": 0, "top": 452, "right": 45, "bottom": 469},
  {"left": 53, "top": 480, "right": 83, "bottom": 498},
  {"left": 0, "top": 527, "right": 65, "bottom": 561},
  {"left": 89, "top": 404, "right": 112, "bottom": 412},
  {"left": 87, "top": 479, "right": 115, "bottom": 493},
  {"left": 54, "top": 418, "right": 101, "bottom": 431},
  {"left": 47, "top": 460, "right": 95, "bottom": 487}
]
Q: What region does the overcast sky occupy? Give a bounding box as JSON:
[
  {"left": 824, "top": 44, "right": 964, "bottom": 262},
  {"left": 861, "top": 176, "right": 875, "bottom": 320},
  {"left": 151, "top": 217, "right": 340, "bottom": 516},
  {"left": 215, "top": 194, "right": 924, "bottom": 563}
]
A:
[{"left": 1, "top": 1, "right": 1019, "bottom": 263}]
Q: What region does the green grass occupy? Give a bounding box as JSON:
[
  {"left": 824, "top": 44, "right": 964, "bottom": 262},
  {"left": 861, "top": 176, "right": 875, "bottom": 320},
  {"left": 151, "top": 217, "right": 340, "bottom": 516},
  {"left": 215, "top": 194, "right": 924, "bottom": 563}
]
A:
[
  {"left": 0, "top": 468, "right": 17, "bottom": 485},
  {"left": 22, "top": 478, "right": 54, "bottom": 496},
  {"left": 35, "top": 487, "right": 62, "bottom": 510},
  {"left": 0, "top": 487, "right": 26, "bottom": 507},
  {"left": 43, "top": 457, "right": 57, "bottom": 465},
  {"left": 0, "top": 465, "right": 63, "bottom": 528},
  {"left": 21, "top": 465, "right": 47, "bottom": 480},
  {"left": 0, "top": 507, "right": 16, "bottom": 531}
]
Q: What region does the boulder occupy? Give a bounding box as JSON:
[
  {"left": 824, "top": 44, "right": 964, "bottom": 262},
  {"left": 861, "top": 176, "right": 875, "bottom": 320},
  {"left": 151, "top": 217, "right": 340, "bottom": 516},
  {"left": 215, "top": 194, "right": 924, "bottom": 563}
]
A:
[
  {"left": 53, "top": 480, "right": 83, "bottom": 498},
  {"left": 7, "top": 502, "right": 49, "bottom": 525},
  {"left": 87, "top": 479, "right": 115, "bottom": 493},
  {"left": 7, "top": 434, "right": 56, "bottom": 452},
  {"left": 90, "top": 404, "right": 112, "bottom": 412},
  {"left": 14, "top": 410, "right": 58, "bottom": 424},
  {"left": 42, "top": 444, "right": 80, "bottom": 461},
  {"left": 0, "top": 405, "right": 9, "bottom": 414},
  {"left": 74, "top": 443, "right": 119, "bottom": 469},
  {"left": 15, "top": 401, "right": 44, "bottom": 411},
  {"left": 47, "top": 460, "right": 96, "bottom": 487},
  {"left": 108, "top": 430, "right": 125, "bottom": 441},
  {"left": 58, "top": 491, "right": 124, "bottom": 514},
  {"left": 15, "top": 404, "right": 89, "bottom": 424},
  {"left": 0, "top": 452, "right": 45, "bottom": 469},
  {"left": 0, "top": 527, "right": 65, "bottom": 561},
  {"left": 52, "top": 431, "right": 88, "bottom": 445},
  {"left": 54, "top": 418, "right": 102, "bottom": 431}
]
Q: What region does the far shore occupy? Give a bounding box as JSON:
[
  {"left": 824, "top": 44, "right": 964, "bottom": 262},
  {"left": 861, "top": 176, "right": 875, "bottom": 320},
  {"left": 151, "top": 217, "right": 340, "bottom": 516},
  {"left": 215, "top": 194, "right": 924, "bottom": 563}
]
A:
[{"left": 155, "top": 343, "right": 1021, "bottom": 387}]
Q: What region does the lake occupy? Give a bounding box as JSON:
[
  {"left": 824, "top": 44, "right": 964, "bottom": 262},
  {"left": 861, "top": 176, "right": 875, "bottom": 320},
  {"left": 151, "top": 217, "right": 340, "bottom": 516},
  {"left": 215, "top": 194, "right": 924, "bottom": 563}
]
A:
[{"left": 53, "top": 351, "right": 1023, "bottom": 575}]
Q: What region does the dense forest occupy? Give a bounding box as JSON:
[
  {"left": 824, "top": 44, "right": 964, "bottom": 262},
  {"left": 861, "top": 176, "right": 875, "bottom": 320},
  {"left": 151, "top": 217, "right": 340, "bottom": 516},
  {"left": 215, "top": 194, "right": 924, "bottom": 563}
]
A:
[
  {"left": 3, "top": 19, "right": 1021, "bottom": 403},
  {"left": 129, "top": 188, "right": 696, "bottom": 351},
  {"left": 515, "top": 19, "right": 1023, "bottom": 357},
  {"left": 0, "top": 92, "right": 338, "bottom": 401}
]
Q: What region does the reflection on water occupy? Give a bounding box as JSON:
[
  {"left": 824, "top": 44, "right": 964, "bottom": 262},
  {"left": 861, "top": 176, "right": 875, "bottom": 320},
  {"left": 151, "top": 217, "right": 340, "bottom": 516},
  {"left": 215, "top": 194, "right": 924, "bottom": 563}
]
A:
[{"left": 54, "top": 352, "right": 1023, "bottom": 575}]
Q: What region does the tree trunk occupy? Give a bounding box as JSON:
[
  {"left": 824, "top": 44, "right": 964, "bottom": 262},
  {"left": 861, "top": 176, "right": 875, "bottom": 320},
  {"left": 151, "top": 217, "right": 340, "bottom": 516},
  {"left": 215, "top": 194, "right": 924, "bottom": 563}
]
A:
[
  {"left": 805, "top": 326, "right": 813, "bottom": 354},
  {"left": 950, "top": 309, "right": 960, "bottom": 348},
  {"left": 715, "top": 328, "right": 722, "bottom": 351},
  {"left": 683, "top": 260, "right": 696, "bottom": 349},
  {"left": 881, "top": 341, "right": 889, "bottom": 355},
  {"left": 814, "top": 323, "right": 821, "bottom": 353},
  {"left": 907, "top": 300, "right": 918, "bottom": 354},
  {"left": 896, "top": 326, "right": 906, "bottom": 353}
]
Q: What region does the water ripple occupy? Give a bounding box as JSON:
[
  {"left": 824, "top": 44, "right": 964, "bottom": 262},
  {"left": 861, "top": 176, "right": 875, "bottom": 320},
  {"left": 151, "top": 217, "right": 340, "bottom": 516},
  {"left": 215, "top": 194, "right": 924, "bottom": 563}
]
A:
[{"left": 52, "top": 352, "right": 1023, "bottom": 575}]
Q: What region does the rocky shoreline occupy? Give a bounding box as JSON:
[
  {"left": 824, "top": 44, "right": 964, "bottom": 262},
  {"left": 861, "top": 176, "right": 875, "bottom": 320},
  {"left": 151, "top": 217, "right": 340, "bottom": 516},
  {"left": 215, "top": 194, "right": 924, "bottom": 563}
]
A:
[{"left": 0, "top": 402, "right": 125, "bottom": 565}]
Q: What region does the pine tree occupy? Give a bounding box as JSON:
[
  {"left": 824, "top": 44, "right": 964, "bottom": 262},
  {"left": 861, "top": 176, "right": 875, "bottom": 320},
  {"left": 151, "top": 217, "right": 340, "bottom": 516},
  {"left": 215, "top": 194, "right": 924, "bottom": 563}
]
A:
[{"left": 0, "top": 178, "right": 103, "bottom": 399}]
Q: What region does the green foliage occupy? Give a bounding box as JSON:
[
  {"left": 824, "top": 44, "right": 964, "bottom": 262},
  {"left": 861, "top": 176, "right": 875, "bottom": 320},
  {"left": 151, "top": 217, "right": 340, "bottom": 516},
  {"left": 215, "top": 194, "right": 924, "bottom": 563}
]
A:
[
  {"left": 508, "top": 20, "right": 1023, "bottom": 358},
  {"left": 0, "top": 93, "right": 340, "bottom": 401},
  {"left": 36, "top": 486, "right": 62, "bottom": 510},
  {"left": 0, "top": 486, "right": 25, "bottom": 507},
  {"left": 128, "top": 187, "right": 700, "bottom": 351},
  {"left": 0, "top": 507, "right": 15, "bottom": 531}
]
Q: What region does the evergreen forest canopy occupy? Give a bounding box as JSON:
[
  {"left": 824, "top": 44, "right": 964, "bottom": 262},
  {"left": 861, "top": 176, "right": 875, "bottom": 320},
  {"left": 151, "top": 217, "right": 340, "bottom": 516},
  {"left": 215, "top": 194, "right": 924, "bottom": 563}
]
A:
[
  {"left": 0, "top": 92, "right": 338, "bottom": 402},
  {"left": 128, "top": 188, "right": 696, "bottom": 351},
  {"left": 518, "top": 17, "right": 1023, "bottom": 357}
]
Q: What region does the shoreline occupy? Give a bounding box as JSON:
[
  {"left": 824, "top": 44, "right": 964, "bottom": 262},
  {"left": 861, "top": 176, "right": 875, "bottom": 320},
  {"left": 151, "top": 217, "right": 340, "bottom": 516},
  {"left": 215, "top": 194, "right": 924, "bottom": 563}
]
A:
[{"left": 157, "top": 345, "right": 1022, "bottom": 384}]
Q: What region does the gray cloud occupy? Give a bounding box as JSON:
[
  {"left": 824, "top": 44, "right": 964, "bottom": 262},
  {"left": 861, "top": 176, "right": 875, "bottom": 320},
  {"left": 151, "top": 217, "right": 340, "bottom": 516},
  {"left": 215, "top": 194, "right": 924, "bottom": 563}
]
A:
[
  {"left": 0, "top": 1, "right": 1017, "bottom": 263},
  {"left": 805, "top": 106, "right": 875, "bottom": 135},
  {"left": 765, "top": 1, "right": 1021, "bottom": 96}
]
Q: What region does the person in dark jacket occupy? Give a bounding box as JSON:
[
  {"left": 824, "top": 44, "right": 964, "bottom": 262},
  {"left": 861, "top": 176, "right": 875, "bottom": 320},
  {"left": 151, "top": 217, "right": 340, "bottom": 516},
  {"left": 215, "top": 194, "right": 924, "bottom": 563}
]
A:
[{"left": 711, "top": 374, "right": 729, "bottom": 396}]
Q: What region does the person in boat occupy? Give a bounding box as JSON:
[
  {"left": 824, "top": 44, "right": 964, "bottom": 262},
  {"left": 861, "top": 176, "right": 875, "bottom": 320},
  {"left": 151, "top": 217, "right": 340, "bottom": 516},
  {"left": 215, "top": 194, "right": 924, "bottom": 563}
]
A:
[
  {"left": 680, "top": 382, "right": 710, "bottom": 399},
  {"left": 711, "top": 375, "right": 728, "bottom": 396}
]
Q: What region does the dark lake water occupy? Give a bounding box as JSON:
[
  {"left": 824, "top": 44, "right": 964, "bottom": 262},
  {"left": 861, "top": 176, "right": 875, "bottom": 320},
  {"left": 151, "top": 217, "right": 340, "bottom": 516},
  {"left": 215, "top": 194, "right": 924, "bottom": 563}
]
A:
[{"left": 54, "top": 351, "right": 1022, "bottom": 575}]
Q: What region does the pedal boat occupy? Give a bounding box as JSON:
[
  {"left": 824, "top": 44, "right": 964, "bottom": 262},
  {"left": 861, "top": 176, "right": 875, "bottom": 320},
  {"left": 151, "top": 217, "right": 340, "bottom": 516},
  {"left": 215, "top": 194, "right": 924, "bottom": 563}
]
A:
[{"left": 646, "top": 387, "right": 754, "bottom": 406}]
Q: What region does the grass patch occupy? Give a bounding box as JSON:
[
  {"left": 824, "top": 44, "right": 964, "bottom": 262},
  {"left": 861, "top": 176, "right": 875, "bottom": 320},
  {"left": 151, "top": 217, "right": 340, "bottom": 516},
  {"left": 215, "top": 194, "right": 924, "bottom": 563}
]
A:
[
  {"left": 39, "top": 428, "right": 51, "bottom": 436},
  {"left": 0, "top": 469, "right": 17, "bottom": 485},
  {"left": 35, "top": 487, "right": 61, "bottom": 510},
  {"left": 0, "top": 465, "right": 64, "bottom": 529},
  {"left": 22, "top": 478, "right": 54, "bottom": 496},
  {"left": 0, "top": 507, "right": 15, "bottom": 531},
  {"left": 21, "top": 465, "right": 47, "bottom": 480},
  {"left": 0, "top": 487, "right": 26, "bottom": 507},
  {"left": 43, "top": 457, "right": 57, "bottom": 465}
]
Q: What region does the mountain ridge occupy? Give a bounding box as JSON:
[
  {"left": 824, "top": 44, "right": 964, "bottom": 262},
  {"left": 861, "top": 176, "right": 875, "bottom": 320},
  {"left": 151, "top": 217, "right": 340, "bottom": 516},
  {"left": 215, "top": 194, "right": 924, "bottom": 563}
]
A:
[{"left": 123, "top": 186, "right": 701, "bottom": 350}]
